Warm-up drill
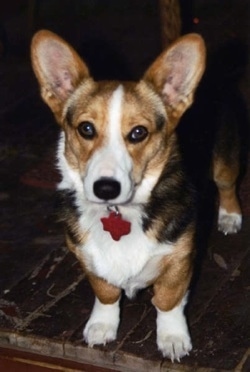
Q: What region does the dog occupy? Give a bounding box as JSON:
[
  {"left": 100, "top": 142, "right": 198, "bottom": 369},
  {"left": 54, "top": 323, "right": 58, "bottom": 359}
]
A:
[{"left": 30, "top": 29, "right": 242, "bottom": 361}]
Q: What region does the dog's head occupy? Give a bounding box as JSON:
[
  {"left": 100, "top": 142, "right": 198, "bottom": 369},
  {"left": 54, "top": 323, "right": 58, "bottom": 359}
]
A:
[{"left": 31, "top": 30, "right": 205, "bottom": 205}]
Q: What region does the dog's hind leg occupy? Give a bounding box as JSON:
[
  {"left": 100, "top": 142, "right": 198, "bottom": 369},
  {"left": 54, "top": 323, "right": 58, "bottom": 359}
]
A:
[{"left": 213, "top": 154, "right": 242, "bottom": 234}]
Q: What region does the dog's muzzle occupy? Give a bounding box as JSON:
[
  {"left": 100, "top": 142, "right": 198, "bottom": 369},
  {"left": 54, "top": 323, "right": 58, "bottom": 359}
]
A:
[{"left": 93, "top": 178, "right": 121, "bottom": 201}]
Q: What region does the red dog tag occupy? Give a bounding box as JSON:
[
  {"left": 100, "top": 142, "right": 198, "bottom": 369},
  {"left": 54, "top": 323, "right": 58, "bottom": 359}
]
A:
[{"left": 101, "top": 211, "right": 131, "bottom": 241}]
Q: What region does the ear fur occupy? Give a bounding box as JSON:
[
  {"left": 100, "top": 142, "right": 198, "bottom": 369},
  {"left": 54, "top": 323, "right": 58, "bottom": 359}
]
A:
[
  {"left": 144, "top": 33, "right": 206, "bottom": 131},
  {"left": 31, "top": 30, "right": 89, "bottom": 121}
]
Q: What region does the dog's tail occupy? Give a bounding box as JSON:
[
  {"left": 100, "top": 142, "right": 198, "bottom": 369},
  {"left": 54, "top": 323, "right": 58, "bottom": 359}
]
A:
[{"left": 159, "top": 0, "right": 182, "bottom": 48}]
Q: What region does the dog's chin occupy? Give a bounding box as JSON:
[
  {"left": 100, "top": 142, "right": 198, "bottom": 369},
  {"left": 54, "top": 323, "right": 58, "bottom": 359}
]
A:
[{"left": 85, "top": 192, "right": 135, "bottom": 206}]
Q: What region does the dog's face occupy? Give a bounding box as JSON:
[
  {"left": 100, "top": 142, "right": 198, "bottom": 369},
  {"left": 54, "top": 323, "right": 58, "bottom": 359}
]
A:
[
  {"left": 31, "top": 30, "right": 205, "bottom": 204},
  {"left": 58, "top": 79, "right": 169, "bottom": 204}
]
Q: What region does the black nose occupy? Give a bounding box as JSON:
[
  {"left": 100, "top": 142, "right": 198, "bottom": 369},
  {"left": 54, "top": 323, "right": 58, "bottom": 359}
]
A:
[{"left": 93, "top": 178, "right": 121, "bottom": 200}]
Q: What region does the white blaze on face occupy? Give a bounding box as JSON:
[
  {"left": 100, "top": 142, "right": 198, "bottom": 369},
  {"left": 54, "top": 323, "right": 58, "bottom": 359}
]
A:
[{"left": 84, "top": 85, "right": 133, "bottom": 204}]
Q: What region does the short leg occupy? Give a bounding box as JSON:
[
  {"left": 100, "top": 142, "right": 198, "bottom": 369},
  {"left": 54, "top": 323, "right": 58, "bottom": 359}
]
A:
[
  {"left": 83, "top": 297, "right": 120, "bottom": 346},
  {"left": 83, "top": 274, "right": 121, "bottom": 347},
  {"left": 156, "top": 294, "right": 191, "bottom": 362},
  {"left": 66, "top": 237, "right": 122, "bottom": 347},
  {"left": 152, "top": 230, "right": 194, "bottom": 361},
  {"left": 213, "top": 156, "right": 242, "bottom": 234}
]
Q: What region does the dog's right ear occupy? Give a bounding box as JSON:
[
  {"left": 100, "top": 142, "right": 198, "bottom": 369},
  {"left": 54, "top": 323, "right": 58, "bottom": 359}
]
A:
[{"left": 31, "top": 30, "right": 89, "bottom": 121}]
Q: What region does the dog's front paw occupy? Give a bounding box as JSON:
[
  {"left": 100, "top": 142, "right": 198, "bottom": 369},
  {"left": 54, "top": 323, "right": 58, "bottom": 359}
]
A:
[
  {"left": 157, "top": 332, "right": 192, "bottom": 362},
  {"left": 218, "top": 208, "right": 242, "bottom": 235},
  {"left": 83, "top": 297, "right": 120, "bottom": 347},
  {"left": 84, "top": 321, "right": 118, "bottom": 346}
]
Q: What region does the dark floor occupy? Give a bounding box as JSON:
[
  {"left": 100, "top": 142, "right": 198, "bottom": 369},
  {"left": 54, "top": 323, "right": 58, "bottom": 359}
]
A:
[{"left": 0, "top": 1, "right": 249, "bottom": 371}]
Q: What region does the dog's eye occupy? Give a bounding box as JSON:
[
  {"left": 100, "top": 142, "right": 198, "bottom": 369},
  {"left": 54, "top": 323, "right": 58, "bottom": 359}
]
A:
[
  {"left": 78, "top": 121, "right": 96, "bottom": 139},
  {"left": 127, "top": 126, "right": 148, "bottom": 143}
]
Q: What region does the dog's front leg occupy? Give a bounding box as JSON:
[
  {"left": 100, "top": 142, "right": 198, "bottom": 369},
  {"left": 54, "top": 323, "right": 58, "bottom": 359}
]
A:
[
  {"left": 155, "top": 293, "right": 191, "bottom": 362},
  {"left": 83, "top": 274, "right": 121, "bottom": 347},
  {"left": 84, "top": 297, "right": 120, "bottom": 347},
  {"left": 152, "top": 233, "right": 194, "bottom": 361}
]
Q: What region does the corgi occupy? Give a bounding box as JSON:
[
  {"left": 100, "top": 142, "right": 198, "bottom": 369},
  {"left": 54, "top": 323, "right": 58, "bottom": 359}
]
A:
[{"left": 30, "top": 29, "right": 242, "bottom": 361}]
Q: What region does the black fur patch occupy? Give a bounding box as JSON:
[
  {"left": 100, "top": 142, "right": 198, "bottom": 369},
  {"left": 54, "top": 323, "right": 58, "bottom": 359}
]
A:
[
  {"left": 65, "top": 105, "right": 75, "bottom": 127},
  {"left": 155, "top": 113, "right": 166, "bottom": 131},
  {"left": 56, "top": 189, "right": 82, "bottom": 246},
  {"left": 142, "top": 137, "right": 197, "bottom": 243}
]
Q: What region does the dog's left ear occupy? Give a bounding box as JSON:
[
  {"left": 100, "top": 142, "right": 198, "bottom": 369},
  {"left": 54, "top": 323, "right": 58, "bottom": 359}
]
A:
[
  {"left": 31, "top": 30, "right": 90, "bottom": 122},
  {"left": 144, "top": 33, "right": 206, "bottom": 131}
]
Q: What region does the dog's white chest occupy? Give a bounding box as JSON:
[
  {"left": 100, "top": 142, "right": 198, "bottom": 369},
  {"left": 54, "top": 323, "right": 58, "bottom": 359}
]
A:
[{"left": 79, "top": 206, "right": 173, "bottom": 293}]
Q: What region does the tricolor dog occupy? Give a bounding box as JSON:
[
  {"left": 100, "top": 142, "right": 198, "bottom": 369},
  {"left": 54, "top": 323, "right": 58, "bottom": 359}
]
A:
[{"left": 31, "top": 30, "right": 242, "bottom": 361}]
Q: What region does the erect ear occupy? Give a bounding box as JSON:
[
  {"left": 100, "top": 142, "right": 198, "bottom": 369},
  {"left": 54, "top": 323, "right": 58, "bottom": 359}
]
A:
[
  {"left": 144, "top": 33, "right": 206, "bottom": 131},
  {"left": 31, "top": 29, "right": 89, "bottom": 121}
]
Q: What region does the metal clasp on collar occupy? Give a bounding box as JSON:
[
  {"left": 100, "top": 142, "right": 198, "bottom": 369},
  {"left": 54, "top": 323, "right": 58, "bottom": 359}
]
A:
[{"left": 107, "top": 205, "right": 120, "bottom": 215}]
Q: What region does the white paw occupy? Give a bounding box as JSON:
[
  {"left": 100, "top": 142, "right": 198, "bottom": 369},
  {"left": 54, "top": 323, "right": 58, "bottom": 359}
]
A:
[
  {"left": 83, "top": 297, "right": 120, "bottom": 347},
  {"left": 84, "top": 321, "right": 118, "bottom": 346},
  {"left": 157, "top": 332, "right": 192, "bottom": 362},
  {"left": 218, "top": 207, "right": 242, "bottom": 235},
  {"left": 156, "top": 294, "right": 192, "bottom": 362}
]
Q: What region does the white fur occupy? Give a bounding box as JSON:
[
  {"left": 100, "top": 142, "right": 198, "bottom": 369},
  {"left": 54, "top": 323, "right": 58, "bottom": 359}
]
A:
[
  {"left": 84, "top": 85, "right": 134, "bottom": 204},
  {"left": 79, "top": 203, "right": 173, "bottom": 291},
  {"left": 156, "top": 294, "right": 192, "bottom": 362},
  {"left": 56, "top": 85, "right": 173, "bottom": 292},
  {"left": 218, "top": 207, "right": 242, "bottom": 235},
  {"left": 57, "top": 131, "right": 160, "bottom": 207},
  {"left": 83, "top": 297, "right": 120, "bottom": 346},
  {"left": 57, "top": 132, "right": 83, "bottom": 194},
  {"left": 56, "top": 85, "right": 189, "bottom": 361},
  {"left": 133, "top": 173, "right": 162, "bottom": 204},
  {"left": 125, "top": 255, "right": 167, "bottom": 299}
]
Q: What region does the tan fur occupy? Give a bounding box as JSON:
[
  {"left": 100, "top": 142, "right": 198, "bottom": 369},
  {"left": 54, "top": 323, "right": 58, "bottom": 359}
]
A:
[
  {"left": 159, "top": 0, "right": 181, "bottom": 48},
  {"left": 62, "top": 82, "right": 117, "bottom": 173},
  {"left": 152, "top": 227, "right": 195, "bottom": 311},
  {"left": 144, "top": 34, "right": 206, "bottom": 133},
  {"left": 67, "top": 234, "right": 121, "bottom": 305},
  {"left": 31, "top": 29, "right": 205, "bottom": 296},
  {"left": 63, "top": 79, "right": 170, "bottom": 185},
  {"left": 31, "top": 30, "right": 206, "bottom": 359},
  {"left": 87, "top": 274, "right": 121, "bottom": 305},
  {"left": 31, "top": 30, "right": 89, "bottom": 122},
  {"left": 213, "top": 156, "right": 241, "bottom": 214}
]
